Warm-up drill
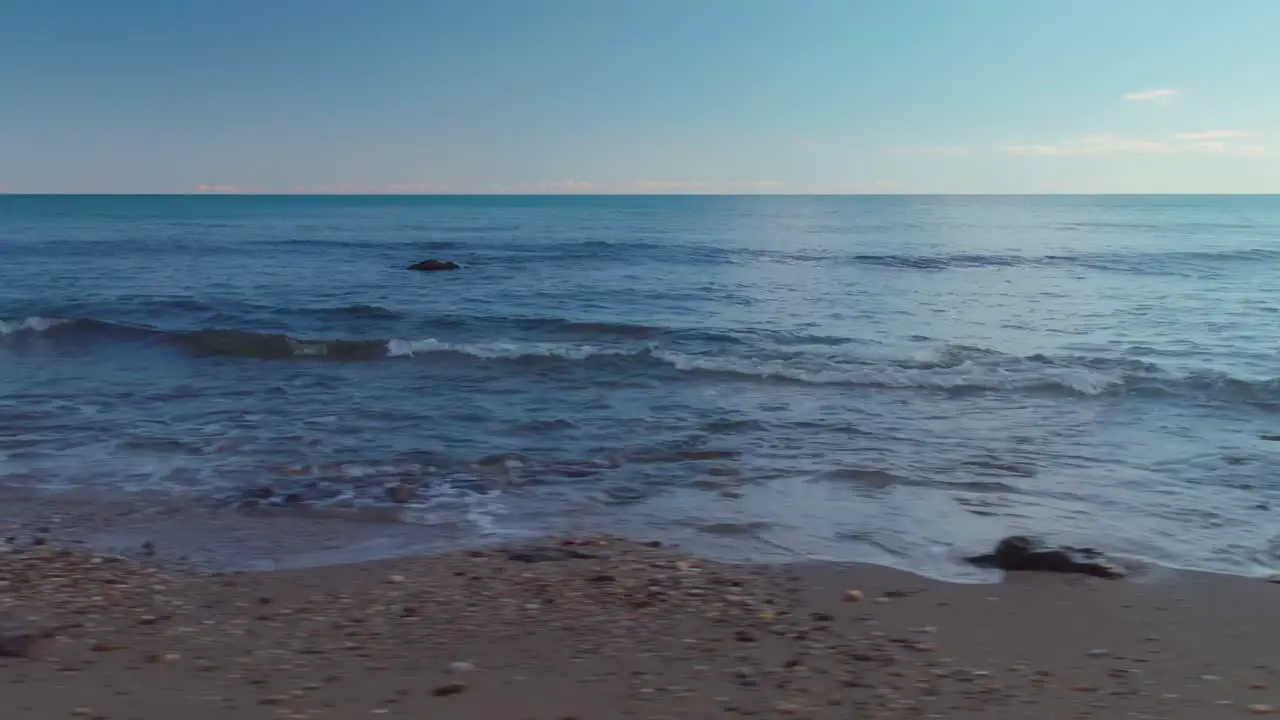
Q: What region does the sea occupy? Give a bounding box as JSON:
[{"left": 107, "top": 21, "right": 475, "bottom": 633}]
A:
[{"left": 2, "top": 194, "right": 1279, "bottom": 580}]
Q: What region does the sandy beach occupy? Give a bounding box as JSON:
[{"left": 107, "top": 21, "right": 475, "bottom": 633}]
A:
[{"left": 3, "top": 533, "right": 1278, "bottom": 719}]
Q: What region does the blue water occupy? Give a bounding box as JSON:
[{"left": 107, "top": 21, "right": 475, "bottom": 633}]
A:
[{"left": 3, "top": 194, "right": 1280, "bottom": 579}]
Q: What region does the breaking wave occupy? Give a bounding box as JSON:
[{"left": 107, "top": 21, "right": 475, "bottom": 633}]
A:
[
  {"left": 0, "top": 316, "right": 71, "bottom": 335},
  {"left": 4, "top": 315, "right": 1277, "bottom": 405}
]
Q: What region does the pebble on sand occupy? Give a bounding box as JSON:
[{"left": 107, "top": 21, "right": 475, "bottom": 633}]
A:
[
  {"left": 844, "top": 589, "right": 865, "bottom": 602},
  {"left": 1248, "top": 704, "right": 1276, "bottom": 714},
  {"left": 431, "top": 681, "right": 467, "bottom": 697}
]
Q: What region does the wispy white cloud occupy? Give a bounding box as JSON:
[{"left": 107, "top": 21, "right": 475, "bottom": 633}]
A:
[
  {"left": 1001, "top": 132, "right": 1268, "bottom": 157},
  {"left": 887, "top": 145, "right": 970, "bottom": 157},
  {"left": 630, "top": 180, "right": 783, "bottom": 193},
  {"left": 193, "top": 184, "right": 249, "bottom": 193},
  {"left": 309, "top": 183, "right": 452, "bottom": 194},
  {"left": 1172, "top": 129, "right": 1251, "bottom": 141},
  {"left": 224, "top": 180, "right": 783, "bottom": 195},
  {"left": 828, "top": 180, "right": 905, "bottom": 194},
  {"left": 1124, "top": 88, "right": 1180, "bottom": 103},
  {"left": 1003, "top": 135, "right": 1169, "bottom": 156}
]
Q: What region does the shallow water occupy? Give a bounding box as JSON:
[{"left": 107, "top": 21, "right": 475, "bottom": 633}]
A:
[{"left": 3, "top": 194, "right": 1279, "bottom": 580}]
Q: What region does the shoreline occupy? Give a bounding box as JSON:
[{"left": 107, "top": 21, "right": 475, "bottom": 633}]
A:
[
  {"left": 4, "top": 534, "right": 1280, "bottom": 718},
  {"left": 6, "top": 486, "right": 1280, "bottom": 586}
]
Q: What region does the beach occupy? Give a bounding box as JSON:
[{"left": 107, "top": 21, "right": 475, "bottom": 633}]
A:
[
  {"left": 6, "top": 3, "right": 1279, "bottom": 717},
  {"left": 4, "top": 533, "right": 1278, "bottom": 719}
]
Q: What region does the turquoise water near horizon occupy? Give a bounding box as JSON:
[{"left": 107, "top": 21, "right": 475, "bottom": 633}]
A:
[{"left": 2, "top": 194, "right": 1279, "bottom": 579}]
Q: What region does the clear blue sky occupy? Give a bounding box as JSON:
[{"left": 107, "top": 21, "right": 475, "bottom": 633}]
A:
[{"left": 2, "top": 0, "right": 1278, "bottom": 194}]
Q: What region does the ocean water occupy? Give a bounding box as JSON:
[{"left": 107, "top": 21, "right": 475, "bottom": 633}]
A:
[{"left": 2, "top": 194, "right": 1279, "bottom": 579}]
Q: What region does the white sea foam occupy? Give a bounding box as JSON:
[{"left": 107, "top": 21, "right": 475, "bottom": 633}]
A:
[
  {"left": 385, "top": 337, "right": 632, "bottom": 361},
  {"left": 0, "top": 316, "right": 69, "bottom": 335},
  {"left": 382, "top": 337, "right": 1126, "bottom": 395},
  {"left": 651, "top": 350, "right": 1125, "bottom": 395}
]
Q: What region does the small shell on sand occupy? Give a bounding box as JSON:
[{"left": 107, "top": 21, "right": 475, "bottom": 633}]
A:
[
  {"left": 1247, "top": 704, "right": 1275, "bottom": 714},
  {"left": 844, "top": 589, "right": 865, "bottom": 602}
]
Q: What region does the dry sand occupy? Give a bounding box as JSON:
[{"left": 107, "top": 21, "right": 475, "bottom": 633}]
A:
[{"left": 3, "top": 534, "right": 1280, "bottom": 719}]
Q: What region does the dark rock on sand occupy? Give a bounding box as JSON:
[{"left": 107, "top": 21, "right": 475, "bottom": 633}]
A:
[
  {"left": 0, "top": 628, "right": 50, "bottom": 659},
  {"left": 505, "top": 546, "right": 598, "bottom": 563},
  {"left": 406, "top": 259, "right": 460, "bottom": 272},
  {"left": 431, "top": 681, "right": 467, "bottom": 696},
  {"left": 967, "top": 535, "right": 1126, "bottom": 579}
]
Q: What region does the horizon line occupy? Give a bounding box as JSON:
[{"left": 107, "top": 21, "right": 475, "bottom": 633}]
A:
[{"left": 3, "top": 192, "right": 1279, "bottom": 198}]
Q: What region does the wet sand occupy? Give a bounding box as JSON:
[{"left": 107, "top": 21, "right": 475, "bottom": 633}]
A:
[{"left": 3, "top": 535, "right": 1279, "bottom": 719}]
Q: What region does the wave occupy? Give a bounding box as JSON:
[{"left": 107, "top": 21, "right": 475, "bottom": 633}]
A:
[
  {"left": 386, "top": 337, "right": 636, "bottom": 361},
  {"left": 647, "top": 349, "right": 1128, "bottom": 395},
  {"left": 765, "top": 248, "right": 1280, "bottom": 274},
  {"left": 483, "top": 244, "right": 1280, "bottom": 277},
  {"left": 362, "top": 341, "right": 1280, "bottom": 404},
  {"left": 486, "top": 241, "right": 1280, "bottom": 273},
  {"left": 5, "top": 316, "right": 1277, "bottom": 404},
  {"left": 0, "top": 316, "right": 72, "bottom": 335},
  {"left": 0, "top": 317, "right": 389, "bottom": 360},
  {"left": 263, "top": 238, "right": 464, "bottom": 251}
]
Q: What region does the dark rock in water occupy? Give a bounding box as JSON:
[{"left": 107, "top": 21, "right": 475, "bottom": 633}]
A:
[
  {"left": 967, "top": 535, "right": 1125, "bottom": 579},
  {"left": 248, "top": 486, "right": 275, "bottom": 500},
  {"left": 475, "top": 452, "right": 530, "bottom": 469},
  {"left": 406, "top": 259, "right": 460, "bottom": 272},
  {"left": 1261, "top": 434, "right": 1280, "bottom": 441},
  {"left": 506, "top": 546, "right": 598, "bottom": 563},
  {"left": 281, "top": 492, "right": 305, "bottom": 505},
  {"left": 387, "top": 482, "right": 416, "bottom": 504}
]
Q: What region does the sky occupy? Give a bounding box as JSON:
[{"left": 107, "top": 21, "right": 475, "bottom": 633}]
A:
[{"left": 1, "top": 0, "right": 1278, "bottom": 194}]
